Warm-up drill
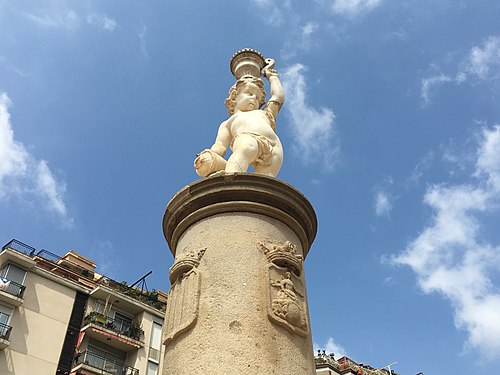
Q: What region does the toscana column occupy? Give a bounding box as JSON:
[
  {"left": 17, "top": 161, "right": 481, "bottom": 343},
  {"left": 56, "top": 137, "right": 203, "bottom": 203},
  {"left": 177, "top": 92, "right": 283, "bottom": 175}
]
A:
[{"left": 161, "top": 49, "right": 318, "bottom": 375}]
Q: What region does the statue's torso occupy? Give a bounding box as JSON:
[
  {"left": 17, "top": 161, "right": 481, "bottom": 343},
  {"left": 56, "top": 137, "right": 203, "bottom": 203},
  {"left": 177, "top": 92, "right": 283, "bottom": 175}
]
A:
[{"left": 228, "top": 110, "right": 280, "bottom": 145}]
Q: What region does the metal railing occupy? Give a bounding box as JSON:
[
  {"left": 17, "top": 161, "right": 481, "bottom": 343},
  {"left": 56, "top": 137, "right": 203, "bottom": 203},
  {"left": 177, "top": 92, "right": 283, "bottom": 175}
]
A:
[
  {"left": 2, "top": 239, "right": 167, "bottom": 312},
  {"left": 74, "top": 350, "right": 138, "bottom": 375},
  {"left": 35, "top": 249, "right": 62, "bottom": 262},
  {"left": 2, "top": 239, "right": 36, "bottom": 255},
  {"left": 0, "top": 322, "right": 12, "bottom": 341},
  {"left": 0, "top": 278, "right": 26, "bottom": 299},
  {"left": 84, "top": 312, "right": 144, "bottom": 342}
]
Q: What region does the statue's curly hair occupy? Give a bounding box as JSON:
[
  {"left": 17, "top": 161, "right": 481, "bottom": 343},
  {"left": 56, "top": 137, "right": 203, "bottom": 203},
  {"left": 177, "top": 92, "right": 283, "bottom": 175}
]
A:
[{"left": 225, "top": 75, "right": 266, "bottom": 115}]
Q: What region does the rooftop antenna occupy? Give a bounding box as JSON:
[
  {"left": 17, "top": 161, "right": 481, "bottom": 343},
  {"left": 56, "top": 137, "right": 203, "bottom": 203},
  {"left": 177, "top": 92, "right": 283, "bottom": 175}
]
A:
[
  {"left": 130, "top": 271, "right": 153, "bottom": 293},
  {"left": 382, "top": 361, "right": 397, "bottom": 374}
]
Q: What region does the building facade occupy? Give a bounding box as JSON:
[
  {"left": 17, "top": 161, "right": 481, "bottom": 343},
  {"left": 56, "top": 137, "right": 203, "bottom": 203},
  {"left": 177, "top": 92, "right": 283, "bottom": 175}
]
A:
[
  {"left": 0, "top": 239, "right": 167, "bottom": 375},
  {"left": 315, "top": 351, "right": 398, "bottom": 375}
]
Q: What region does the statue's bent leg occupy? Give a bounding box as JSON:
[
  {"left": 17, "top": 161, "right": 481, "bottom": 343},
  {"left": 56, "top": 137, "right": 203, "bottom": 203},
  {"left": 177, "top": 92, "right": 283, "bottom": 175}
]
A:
[
  {"left": 254, "top": 146, "right": 283, "bottom": 177},
  {"left": 226, "top": 134, "right": 259, "bottom": 173}
]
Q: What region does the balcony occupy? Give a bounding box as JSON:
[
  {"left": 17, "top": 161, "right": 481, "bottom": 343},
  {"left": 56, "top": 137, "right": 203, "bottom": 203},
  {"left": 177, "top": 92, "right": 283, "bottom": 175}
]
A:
[
  {"left": 0, "top": 322, "right": 12, "bottom": 349},
  {"left": 71, "top": 350, "right": 138, "bottom": 375},
  {"left": 81, "top": 312, "right": 144, "bottom": 352},
  {"left": 0, "top": 278, "right": 26, "bottom": 306},
  {"left": 0, "top": 240, "right": 37, "bottom": 271}
]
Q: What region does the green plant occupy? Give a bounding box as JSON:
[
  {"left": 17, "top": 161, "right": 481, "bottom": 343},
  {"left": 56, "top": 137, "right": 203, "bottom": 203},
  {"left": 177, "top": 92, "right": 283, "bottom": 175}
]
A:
[
  {"left": 85, "top": 311, "right": 107, "bottom": 325},
  {"left": 125, "top": 322, "right": 144, "bottom": 341}
]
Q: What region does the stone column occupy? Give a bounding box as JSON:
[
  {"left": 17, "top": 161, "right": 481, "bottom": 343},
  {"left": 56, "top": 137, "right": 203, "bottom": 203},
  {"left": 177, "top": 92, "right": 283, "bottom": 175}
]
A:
[{"left": 162, "top": 174, "right": 317, "bottom": 374}]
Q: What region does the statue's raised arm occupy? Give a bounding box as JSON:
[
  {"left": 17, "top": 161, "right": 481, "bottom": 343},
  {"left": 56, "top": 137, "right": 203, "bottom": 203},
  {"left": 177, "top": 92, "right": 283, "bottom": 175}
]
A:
[{"left": 194, "top": 49, "right": 285, "bottom": 178}]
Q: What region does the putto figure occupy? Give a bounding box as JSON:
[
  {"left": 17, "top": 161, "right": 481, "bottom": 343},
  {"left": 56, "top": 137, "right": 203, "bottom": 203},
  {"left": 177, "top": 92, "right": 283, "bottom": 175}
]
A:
[{"left": 194, "top": 49, "right": 285, "bottom": 177}]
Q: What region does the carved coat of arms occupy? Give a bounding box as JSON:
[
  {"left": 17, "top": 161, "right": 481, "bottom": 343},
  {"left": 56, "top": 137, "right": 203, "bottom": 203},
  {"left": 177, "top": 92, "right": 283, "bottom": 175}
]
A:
[
  {"left": 163, "top": 249, "right": 204, "bottom": 345},
  {"left": 267, "top": 263, "right": 309, "bottom": 336}
]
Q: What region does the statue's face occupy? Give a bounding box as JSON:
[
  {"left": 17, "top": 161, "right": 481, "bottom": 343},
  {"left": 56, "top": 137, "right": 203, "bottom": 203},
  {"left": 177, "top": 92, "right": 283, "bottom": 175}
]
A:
[{"left": 235, "top": 82, "right": 263, "bottom": 112}]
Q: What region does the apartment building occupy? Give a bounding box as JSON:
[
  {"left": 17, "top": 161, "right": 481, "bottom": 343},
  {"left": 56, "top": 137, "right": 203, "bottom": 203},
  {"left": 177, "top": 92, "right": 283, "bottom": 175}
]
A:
[
  {"left": 315, "top": 351, "right": 398, "bottom": 375},
  {"left": 0, "top": 239, "right": 167, "bottom": 375}
]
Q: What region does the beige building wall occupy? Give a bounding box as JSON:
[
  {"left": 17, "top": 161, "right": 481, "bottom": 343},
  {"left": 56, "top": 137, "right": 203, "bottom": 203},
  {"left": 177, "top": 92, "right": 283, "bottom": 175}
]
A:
[
  {"left": 0, "top": 269, "right": 77, "bottom": 375},
  {"left": 1, "top": 244, "right": 167, "bottom": 375}
]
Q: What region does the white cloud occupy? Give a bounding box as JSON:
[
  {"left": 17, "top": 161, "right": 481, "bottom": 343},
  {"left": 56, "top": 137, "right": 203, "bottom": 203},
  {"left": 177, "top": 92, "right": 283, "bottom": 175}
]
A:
[
  {"left": 314, "top": 337, "right": 348, "bottom": 359},
  {"left": 90, "top": 240, "right": 118, "bottom": 277},
  {"left": 420, "top": 74, "right": 452, "bottom": 103},
  {"left": 250, "top": 0, "right": 291, "bottom": 26},
  {"left": 407, "top": 151, "right": 434, "bottom": 186},
  {"left": 331, "top": 0, "right": 383, "bottom": 16},
  {"left": 36, "top": 160, "right": 69, "bottom": 220},
  {"left": 281, "top": 22, "right": 320, "bottom": 59},
  {"left": 392, "top": 125, "right": 500, "bottom": 360},
  {"left": 281, "top": 64, "right": 338, "bottom": 171},
  {"left": 374, "top": 191, "right": 392, "bottom": 217},
  {"left": 465, "top": 36, "right": 500, "bottom": 80},
  {"left": 0, "top": 92, "right": 72, "bottom": 226},
  {"left": 139, "top": 25, "right": 149, "bottom": 60},
  {"left": 23, "top": 9, "right": 79, "bottom": 29},
  {"left": 86, "top": 14, "right": 117, "bottom": 31},
  {"left": 0, "top": 93, "right": 29, "bottom": 196},
  {"left": 421, "top": 36, "right": 500, "bottom": 103}
]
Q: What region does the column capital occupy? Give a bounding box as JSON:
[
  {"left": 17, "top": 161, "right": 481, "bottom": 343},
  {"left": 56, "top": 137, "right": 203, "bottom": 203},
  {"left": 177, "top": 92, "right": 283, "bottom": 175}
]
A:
[{"left": 163, "top": 173, "right": 317, "bottom": 258}]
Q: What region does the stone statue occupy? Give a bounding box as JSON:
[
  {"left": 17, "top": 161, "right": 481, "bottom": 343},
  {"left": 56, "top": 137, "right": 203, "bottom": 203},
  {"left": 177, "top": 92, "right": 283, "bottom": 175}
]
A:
[{"left": 194, "top": 49, "right": 285, "bottom": 177}]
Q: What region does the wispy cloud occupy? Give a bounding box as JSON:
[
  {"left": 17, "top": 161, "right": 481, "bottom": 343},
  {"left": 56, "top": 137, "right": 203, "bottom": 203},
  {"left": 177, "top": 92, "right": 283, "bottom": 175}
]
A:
[
  {"left": 374, "top": 191, "right": 392, "bottom": 217},
  {"left": 421, "top": 36, "right": 500, "bottom": 103},
  {"left": 36, "top": 160, "right": 69, "bottom": 220},
  {"left": 281, "top": 64, "right": 338, "bottom": 171},
  {"left": 464, "top": 36, "right": 500, "bottom": 80},
  {"left": 314, "top": 337, "right": 348, "bottom": 358},
  {"left": 420, "top": 74, "right": 453, "bottom": 103},
  {"left": 90, "top": 240, "right": 118, "bottom": 278},
  {"left": 281, "top": 21, "right": 320, "bottom": 59},
  {"left": 407, "top": 151, "right": 434, "bottom": 186},
  {"left": 23, "top": 9, "right": 79, "bottom": 29},
  {"left": 249, "top": 0, "right": 291, "bottom": 26},
  {"left": 138, "top": 25, "right": 149, "bottom": 60},
  {"left": 86, "top": 14, "right": 117, "bottom": 31},
  {"left": 0, "top": 92, "right": 72, "bottom": 227},
  {"left": 330, "top": 0, "right": 384, "bottom": 16},
  {"left": 0, "top": 94, "right": 29, "bottom": 193},
  {"left": 392, "top": 125, "right": 500, "bottom": 360},
  {"left": 373, "top": 176, "right": 394, "bottom": 217}
]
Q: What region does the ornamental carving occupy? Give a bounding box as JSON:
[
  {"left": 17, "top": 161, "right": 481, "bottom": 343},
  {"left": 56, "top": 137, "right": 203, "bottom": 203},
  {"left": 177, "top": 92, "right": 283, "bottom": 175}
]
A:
[
  {"left": 163, "top": 248, "right": 205, "bottom": 345},
  {"left": 267, "top": 264, "right": 309, "bottom": 336},
  {"left": 260, "top": 240, "right": 303, "bottom": 275},
  {"left": 169, "top": 248, "right": 206, "bottom": 284}
]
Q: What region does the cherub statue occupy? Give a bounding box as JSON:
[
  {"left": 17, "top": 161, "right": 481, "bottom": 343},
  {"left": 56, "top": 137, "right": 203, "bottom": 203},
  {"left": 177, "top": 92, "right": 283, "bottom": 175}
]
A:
[{"left": 194, "top": 58, "right": 285, "bottom": 177}]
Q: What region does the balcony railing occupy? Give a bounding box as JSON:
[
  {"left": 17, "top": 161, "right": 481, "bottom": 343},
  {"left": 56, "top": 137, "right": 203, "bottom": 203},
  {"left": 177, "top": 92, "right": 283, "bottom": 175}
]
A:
[
  {"left": 74, "top": 350, "right": 138, "bottom": 375},
  {"left": 0, "top": 322, "right": 12, "bottom": 341},
  {"left": 2, "top": 239, "right": 167, "bottom": 312},
  {"left": 84, "top": 312, "right": 144, "bottom": 342},
  {"left": 2, "top": 239, "right": 36, "bottom": 256},
  {"left": 0, "top": 278, "right": 26, "bottom": 299}
]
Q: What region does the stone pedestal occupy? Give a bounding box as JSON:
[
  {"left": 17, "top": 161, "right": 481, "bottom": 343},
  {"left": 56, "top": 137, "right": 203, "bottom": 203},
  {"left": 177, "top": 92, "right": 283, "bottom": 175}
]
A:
[{"left": 162, "top": 174, "right": 317, "bottom": 374}]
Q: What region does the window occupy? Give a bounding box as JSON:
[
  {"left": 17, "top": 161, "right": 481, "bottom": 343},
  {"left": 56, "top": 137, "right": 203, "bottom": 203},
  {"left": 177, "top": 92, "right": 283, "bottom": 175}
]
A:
[
  {"left": 85, "top": 339, "right": 126, "bottom": 373},
  {"left": 0, "top": 303, "right": 13, "bottom": 339},
  {"left": 146, "top": 361, "right": 158, "bottom": 375},
  {"left": 113, "top": 312, "right": 132, "bottom": 332},
  {"left": 1, "top": 264, "right": 27, "bottom": 285},
  {"left": 148, "top": 322, "right": 162, "bottom": 361}
]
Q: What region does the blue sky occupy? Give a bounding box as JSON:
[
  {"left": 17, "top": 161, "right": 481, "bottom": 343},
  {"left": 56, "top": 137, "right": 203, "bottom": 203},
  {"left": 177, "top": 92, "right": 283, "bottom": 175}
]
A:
[{"left": 1, "top": 1, "right": 500, "bottom": 373}]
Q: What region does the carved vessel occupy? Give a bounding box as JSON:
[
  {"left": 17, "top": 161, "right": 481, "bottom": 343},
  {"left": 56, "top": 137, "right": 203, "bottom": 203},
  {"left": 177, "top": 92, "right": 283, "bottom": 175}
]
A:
[{"left": 230, "top": 48, "right": 267, "bottom": 79}]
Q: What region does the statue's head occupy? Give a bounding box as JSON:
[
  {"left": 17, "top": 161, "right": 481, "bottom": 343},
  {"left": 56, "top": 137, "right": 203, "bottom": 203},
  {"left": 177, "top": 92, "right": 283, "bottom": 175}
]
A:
[{"left": 225, "top": 75, "right": 266, "bottom": 115}]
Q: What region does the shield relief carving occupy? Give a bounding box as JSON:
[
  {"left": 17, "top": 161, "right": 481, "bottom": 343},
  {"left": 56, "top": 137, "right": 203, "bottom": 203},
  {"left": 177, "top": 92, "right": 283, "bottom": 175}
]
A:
[
  {"left": 163, "top": 249, "right": 205, "bottom": 345},
  {"left": 267, "top": 263, "right": 309, "bottom": 336}
]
